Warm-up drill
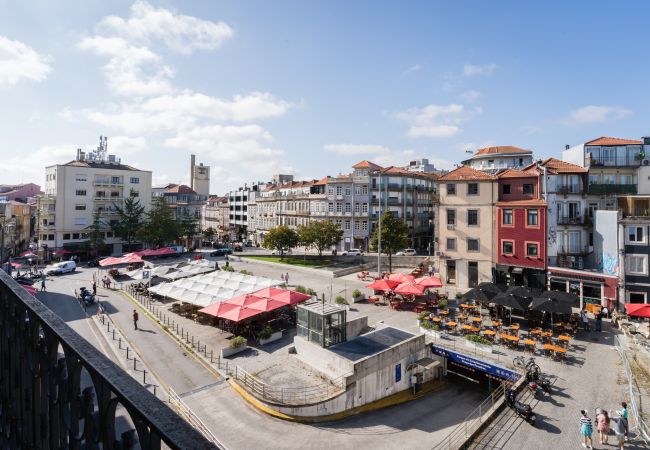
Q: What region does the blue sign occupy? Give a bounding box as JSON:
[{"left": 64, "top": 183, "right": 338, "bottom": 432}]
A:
[
  {"left": 395, "top": 363, "right": 401, "bottom": 382},
  {"left": 431, "top": 344, "right": 519, "bottom": 381}
]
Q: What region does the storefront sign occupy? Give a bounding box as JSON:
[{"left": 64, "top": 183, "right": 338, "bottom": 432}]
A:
[{"left": 430, "top": 344, "right": 519, "bottom": 381}]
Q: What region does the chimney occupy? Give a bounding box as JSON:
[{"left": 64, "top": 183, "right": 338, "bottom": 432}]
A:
[
  {"left": 565, "top": 145, "right": 570, "bottom": 150},
  {"left": 190, "top": 154, "right": 196, "bottom": 190}
]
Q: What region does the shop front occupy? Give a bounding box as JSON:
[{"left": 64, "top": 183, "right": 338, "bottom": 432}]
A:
[
  {"left": 495, "top": 265, "right": 547, "bottom": 290},
  {"left": 547, "top": 266, "right": 618, "bottom": 310}
]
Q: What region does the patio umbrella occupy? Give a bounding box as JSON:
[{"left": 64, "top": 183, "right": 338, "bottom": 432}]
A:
[
  {"left": 476, "top": 282, "right": 503, "bottom": 299},
  {"left": 539, "top": 290, "right": 578, "bottom": 303},
  {"left": 415, "top": 277, "right": 443, "bottom": 288},
  {"left": 224, "top": 294, "right": 263, "bottom": 307},
  {"left": 218, "top": 305, "right": 265, "bottom": 323},
  {"left": 625, "top": 303, "right": 650, "bottom": 318},
  {"left": 269, "top": 290, "right": 312, "bottom": 305},
  {"left": 251, "top": 287, "right": 287, "bottom": 298},
  {"left": 505, "top": 285, "right": 533, "bottom": 298},
  {"left": 530, "top": 297, "right": 573, "bottom": 315},
  {"left": 394, "top": 282, "right": 425, "bottom": 296},
  {"left": 462, "top": 288, "right": 492, "bottom": 303},
  {"left": 246, "top": 297, "right": 286, "bottom": 312},
  {"left": 388, "top": 273, "right": 415, "bottom": 284},
  {"left": 199, "top": 301, "right": 240, "bottom": 317},
  {"left": 492, "top": 293, "right": 531, "bottom": 312},
  {"left": 366, "top": 279, "right": 400, "bottom": 291}
]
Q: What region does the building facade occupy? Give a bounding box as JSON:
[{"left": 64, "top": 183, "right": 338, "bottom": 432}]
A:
[
  {"left": 0, "top": 183, "right": 42, "bottom": 203},
  {"left": 201, "top": 195, "right": 228, "bottom": 236},
  {"left": 462, "top": 146, "right": 534, "bottom": 173},
  {"left": 39, "top": 140, "right": 152, "bottom": 257},
  {"left": 436, "top": 166, "right": 497, "bottom": 290}
]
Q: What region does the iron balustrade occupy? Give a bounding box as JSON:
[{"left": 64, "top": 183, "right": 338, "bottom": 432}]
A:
[{"left": 0, "top": 270, "right": 215, "bottom": 449}]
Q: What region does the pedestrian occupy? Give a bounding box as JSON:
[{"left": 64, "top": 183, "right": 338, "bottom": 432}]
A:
[
  {"left": 618, "top": 402, "right": 629, "bottom": 441},
  {"left": 596, "top": 408, "right": 610, "bottom": 445},
  {"left": 225, "top": 260, "right": 229, "bottom": 268},
  {"left": 611, "top": 412, "right": 625, "bottom": 449},
  {"left": 579, "top": 409, "right": 594, "bottom": 449},
  {"left": 602, "top": 305, "right": 610, "bottom": 319},
  {"left": 132, "top": 310, "right": 139, "bottom": 330},
  {"left": 428, "top": 265, "right": 433, "bottom": 277},
  {"left": 285, "top": 272, "right": 289, "bottom": 285},
  {"left": 280, "top": 273, "right": 285, "bottom": 283},
  {"left": 581, "top": 309, "right": 590, "bottom": 332},
  {"left": 92, "top": 281, "right": 97, "bottom": 296},
  {"left": 40, "top": 275, "right": 46, "bottom": 292},
  {"left": 596, "top": 310, "right": 603, "bottom": 332}
]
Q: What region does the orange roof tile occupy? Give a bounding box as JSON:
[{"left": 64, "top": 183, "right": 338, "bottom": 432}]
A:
[
  {"left": 497, "top": 168, "right": 539, "bottom": 179},
  {"left": 540, "top": 158, "right": 587, "bottom": 174},
  {"left": 585, "top": 136, "right": 642, "bottom": 146},
  {"left": 165, "top": 184, "right": 196, "bottom": 194},
  {"left": 352, "top": 160, "right": 383, "bottom": 170},
  {"left": 313, "top": 176, "right": 330, "bottom": 186},
  {"left": 438, "top": 165, "right": 497, "bottom": 181},
  {"left": 496, "top": 199, "right": 547, "bottom": 207},
  {"left": 473, "top": 146, "right": 532, "bottom": 156}
]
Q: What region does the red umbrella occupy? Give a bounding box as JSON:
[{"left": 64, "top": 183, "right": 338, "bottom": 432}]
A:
[
  {"left": 218, "top": 305, "right": 264, "bottom": 322},
  {"left": 246, "top": 297, "right": 286, "bottom": 312},
  {"left": 415, "top": 276, "right": 443, "bottom": 288},
  {"left": 625, "top": 303, "right": 650, "bottom": 318},
  {"left": 226, "top": 294, "right": 264, "bottom": 307},
  {"left": 251, "top": 287, "right": 286, "bottom": 298},
  {"left": 388, "top": 273, "right": 415, "bottom": 284},
  {"left": 394, "top": 282, "right": 425, "bottom": 296},
  {"left": 270, "top": 290, "right": 312, "bottom": 305},
  {"left": 366, "top": 279, "right": 400, "bottom": 291},
  {"left": 22, "top": 284, "right": 38, "bottom": 296},
  {"left": 199, "top": 302, "right": 239, "bottom": 317}
]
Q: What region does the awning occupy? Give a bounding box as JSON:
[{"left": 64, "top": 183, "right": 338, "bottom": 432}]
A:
[{"left": 407, "top": 357, "right": 440, "bottom": 371}]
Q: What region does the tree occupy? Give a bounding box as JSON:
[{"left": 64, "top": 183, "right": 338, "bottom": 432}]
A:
[
  {"left": 262, "top": 225, "right": 299, "bottom": 259},
  {"left": 204, "top": 226, "right": 216, "bottom": 242},
  {"left": 111, "top": 189, "right": 145, "bottom": 251},
  {"left": 137, "top": 197, "right": 180, "bottom": 248},
  {"left": 297, "top": 220, "right": 343, "bottom": 257},
  {"left": 179, "top": 209, "right": 199, "bottom": 249},
  {"left": 370, "top": 211, "right": 409, "bottom": 272},
  {"left": 84, "top": 211, "right": 106, "bottom": 258}
]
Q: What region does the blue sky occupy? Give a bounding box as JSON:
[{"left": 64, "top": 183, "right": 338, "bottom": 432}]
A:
[{"left": 1, "top": 0, "right": 649, "bottom": 193}]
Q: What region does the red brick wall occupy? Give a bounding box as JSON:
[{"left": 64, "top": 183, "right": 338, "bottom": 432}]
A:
[{"left": 497, "top": 206, "right": 547, "bottom": 269}]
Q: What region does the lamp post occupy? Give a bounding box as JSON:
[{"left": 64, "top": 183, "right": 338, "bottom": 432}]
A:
[{"left": 428, "top": 219, "right": 433, "bottom": 257}]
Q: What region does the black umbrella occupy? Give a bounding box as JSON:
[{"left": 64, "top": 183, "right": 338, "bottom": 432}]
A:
[
  {"left": 505, "top": 285, "right": 533, "bottom": 298},
  {"left": 530, "top": 297, "right": 573, "bottom": 315},
  {"left": 476, "top": 282, "right": 503, "bottom": 299},
  {"left": 492, "top": 292, "right": 532, "bottom": 311},
  {"left": 539, "top": 290, "right": 578, "bottom": 303},
  {"left": 462, "top": 288, "right": 492, "bottom": 303}
]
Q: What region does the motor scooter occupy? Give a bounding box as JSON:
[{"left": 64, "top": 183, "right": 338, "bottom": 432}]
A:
[
  {"left": 505, "top": 389, "right": 536, "bottom": 425},
  {"left": 78, "top": 287, "right": 95, "bottom": 306},
  {"left": 526, "top": 369, "right": 552, "bottom": 394}
]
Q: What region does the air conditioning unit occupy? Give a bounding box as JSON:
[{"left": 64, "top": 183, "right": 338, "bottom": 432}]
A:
[
  {"left": 447, "top": 224, "right": 455, "bottom": 229},
  {"left": 643, "top": 159, "right": 650, "bottom": 166}
]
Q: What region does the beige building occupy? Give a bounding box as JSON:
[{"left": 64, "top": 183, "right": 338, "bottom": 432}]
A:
[
  {"left": 436, "top": 166, "right": 497, "bottom": 291},
  {"left": 39, "top": 138, "right": 152, "bottom": 256}
]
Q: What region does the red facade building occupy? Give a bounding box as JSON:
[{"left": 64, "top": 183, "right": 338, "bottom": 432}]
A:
[{"left": 495, "top": 168, "right": 547, "bottom": 288}]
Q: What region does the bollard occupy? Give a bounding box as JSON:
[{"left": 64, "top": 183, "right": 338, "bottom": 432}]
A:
[
  {"left": 107, "top": 322, "right": 110, "bottom": 332},
  {"left": 126, "top": 347, "right": 130, "bottom": 360},
  {"left": 143, "top": 370, "right": 147, "bottom": 384},
  {"left": 210, "top": 349, "right": 213, "bottom": 363},
  {"left": 118, "top": 338, "right": 122, "bottom": 349},
  {"left": 153, "top": 385, "right": 157, "bottom": 396},
  {"left": 112, "top": 329, "right": 116, "bottom": 340},
  {"left": 133, "top": 357, "right": 137, "bottom": 370}
]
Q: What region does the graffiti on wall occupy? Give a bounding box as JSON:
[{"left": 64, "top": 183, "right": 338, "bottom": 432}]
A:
[
  {"left": 548, "top": 226, "right": 556, "bottom": 246},
  {"left": 597, "top": 252, "right": 619, "bottom": 276}
]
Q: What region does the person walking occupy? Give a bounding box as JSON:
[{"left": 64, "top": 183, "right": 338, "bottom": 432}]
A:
[
  {"left": 132, "top": 310, "right": 139, "bottom": 330},
  {"left": 611, "top": 412, "right": 625, "bottom": 449},
  {"left": 427, "top": 265, "right": 433, "bottom": 277},
  {"left": 40, "top": 273, "right": 46, "bottom": 292},
  {"left": 595, "top": 310, "right": 603, "bottom": 332},
  {"left": 596, "top": 408, "right": 610, "bottom": 445},
  {"left": 618, "top": 402, "right": 629, "bottom": 441},
  {"left": 581, "top": 309, "right": 590, "bottom": 332},
  {"left": 280, "top": 273, "right": 285, "bottom": 283},
  {"left": 92, "top": 281, "right": 97, "bottom": 296},
  {"left": 285, "top": 272, "right": 290, "bottom": 286},
  {"left": 579, "top": 409, "right": 594, "bottom": 449}
]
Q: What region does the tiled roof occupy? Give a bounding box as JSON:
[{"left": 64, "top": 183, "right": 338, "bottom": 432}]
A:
[
  {"left": 539, "top": 158, "right": 587, "bottom": 174},
  {"left": 165, "top": 184, "right": 196, "bottom": 194},
  {"left": 497, "top": 168, "right": 539, "bottom": 179},
  {"left": 496, "top": 199, "right": 547, "bottom": 207},
  {"left": 63, "top": 160, "right": 141, "bottom": 171},
  {"left": 352, "top": 160, "right": 383, "bottom": 170},
  {"left": 438, "top": 165, "right": 497, "bottom": 181},
  {"left": 473, "top": 146, "right": 532, "bottom": 156},
  {"left": 313, "top": 176, "right": 330, "bottom": 186},
  {"left": 585, "top": 137, "right": 642, "bottom": 146}
]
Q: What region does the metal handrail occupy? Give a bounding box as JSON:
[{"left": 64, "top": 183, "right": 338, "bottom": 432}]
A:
[
  {"left": 168, "top": 388, "right": 227, "bottom": 448},
  {"left": 614, "top": 335, "right": 650, "bottom": 443}
]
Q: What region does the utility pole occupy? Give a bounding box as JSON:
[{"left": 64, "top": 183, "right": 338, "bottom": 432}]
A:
[{"left": 377, "top": 173, "right": 382, "bottom": 277}]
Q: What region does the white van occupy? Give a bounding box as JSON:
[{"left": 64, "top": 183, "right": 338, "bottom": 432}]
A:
[{"left": 46, "top": 260, "right": 76, "bottom": 275}]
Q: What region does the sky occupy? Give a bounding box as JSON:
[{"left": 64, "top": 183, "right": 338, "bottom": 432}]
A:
[{"left": 1, "top": 0, "right": 649, "bottom": 194}]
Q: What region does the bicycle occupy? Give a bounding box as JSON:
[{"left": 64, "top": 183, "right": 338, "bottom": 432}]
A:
[{"left": 514, "top": 356, "right": 540, "bottom": 373}]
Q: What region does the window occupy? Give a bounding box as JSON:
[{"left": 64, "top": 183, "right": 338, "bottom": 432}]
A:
[
  {"left": 335, "top": 219, "right": 342, "bottom": 226},
  {"left": 502, "top": 184, "right": 511, "bottom": 194},
  {"left": 75, "top": 189, "right": 87, "bottom": 196},
  {"left": 446, "top": 260, "right": 456, "bottom": 284},
  {"left": 131, "top": 191, "right": 139, "bottom": 197},
  {"left": 111, "top": 176, "right": 121, "bottom": 185},
  {"left": 468, "top": 261, "right": 478, "bottom": 288},
  {"left": 130, "top": 177, "right": 140, "bottom": 184},
  {"left": 446, "top": 238, "right": 456, "bottom": 251},
  {"left": 75, "top": 174, "right": 87, "bottom": 182},
  {"left": 503, "top": 209, "right": 513, "bottom": 225},
  {"left": 526, "top": 243, "right": 539, "bottom": 257},
  {"left": 72, "top": 233, "right": 80, "bottom": 240},
  {"left": 568, "top": 231, "right": 581, "bottom": 253},
  {"left": 328, "top": 203, "right": 334, "bottom": 212},
  {"left": 336, "top": 203, "right": 342, "bottom": 213},
  {"left": 361, "top": 185, "right": 368, "bottom": 195},
  {"left": 446, "top": 184, "right": 456, "bottom": 195},
  {"left": 48, "top": 234, "right": 54, "bottom": 240},
  {"left": 361, "top": 221, "right": 368, "bottom": 231},
  {"left": 336, "top": 186, "right": 342, "bottom": 195},
  {"left": 467, "top": 183, "right": 479, "bottom": 195},
  {"left": 355, "top": 203, "right": 360, "bottom": 213},
  {"left": 527, "top": 209, "right": 538, "bottom": 226},
  {"left": 467, "top": 209, "right": 479, "bottom": 226},
  {"left": 628, "top": 226, "right": 645, "bottom": 243},
  {"left": 467, "top": 239, "right": 480, "bottom": 252},
  {"left": 74, "top": 218, "right": 87, "bottom": 226},
  {"left": 620, "top": 174, "right": 633, "bottom": 185},
  {"left": 362, "top": 203, "right": 368, "bottom": 213},
  {"left": 502, "top": 241, "right": 514, "bottom": 254},
  {"left": 627, "top": 255, "right": 647, "bottom": 275},
  {"left": 603, "top": 174, "right": 616, "bottom": 184},
  {"left": 328, "top": 187, "right": 335, "bottom": 195},
  {"left": 75, "top": 204, "right": 86, "bottom": 211},
  {"left": 629, "top": 292, "right": 647, "bottom": 304},
  {"left": 345, "top": 203, "right": 351, "bottom": 213},
  {"left": 446, "top": 209, "right": 456, "bottom": 226},
  {"left": 345, "top": 187, "right": 351, "bottom": 196},
  {"left": 588, "top": 174, "right": 600, "bottom": 185},
  {"left": 354, "top": 221, "right": 361, "bottom": 230},
  {"left": 63, "top": 233, "right": 71, "bottom": 240},
  {"left": 523, "top": 184, "right": 534, "bottom": 194},
  {"left": 344, "top": 220, "right": 351, "bottom": 230}
]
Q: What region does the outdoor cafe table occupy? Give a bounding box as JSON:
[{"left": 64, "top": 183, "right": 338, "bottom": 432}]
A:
[
  {"left": 471, "top": 317, "right": 482, "bottom": 324},
  {"left": 530, "top": 328, "right": 543, "bottom": 336},
  {"left": 482, "top": 330, "right": 496, "bottom": 340},
  {"left": 523, "top": 339, "right": 537, "bottom": 352},
  {"left": 462, "top": 324, "right": 480, "bottom": 333},
  {"left": 543, "top": 343, "right": 568, "bottom": 360},
  {"left": 431, "top": 317, "right": 442, "bottom": 323},
  {"left": 445, "top": 321, "right": 458, "bottom": 331},
  {"left": 558, "top": 334, "right": 570, "bottom": 343},
  {"left": 491, "top": 321, "right": 502, "bottom": 327},
  {"left": 458, "top": 314, "right": 469, "bottom": 322},
  {"left": 509, "top": 323, "right": 520, "bottom": 331},
  {"left": 439, "top": 310, "right": 449, "bottom": 316},
  {"left": 459, "top": 303, "right": 474, "bottom": 309},
  {"left": 499, "top": 333, "right": 520, "bottom": 348}
]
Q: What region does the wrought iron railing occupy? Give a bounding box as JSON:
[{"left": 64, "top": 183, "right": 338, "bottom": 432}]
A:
[{"left": 0, "top": 270, "right": 215, "bottom": 449}]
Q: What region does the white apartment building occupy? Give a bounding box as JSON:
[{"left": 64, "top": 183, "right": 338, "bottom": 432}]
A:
[
  {"left": 462, "top": 146, "right": 534, "bottom": 173},
  {"left": 38, "top": 138, "right": 152, "bottom": 257}
]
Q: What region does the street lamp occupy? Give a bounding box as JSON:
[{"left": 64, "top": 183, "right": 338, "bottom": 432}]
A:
[{"left": 428, "top": 219, "right": 433, "bottom": 257}]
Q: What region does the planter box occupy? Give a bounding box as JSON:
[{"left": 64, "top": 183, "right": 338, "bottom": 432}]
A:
[
  {"left": 464, "top": 339, "right": 493, "bottom": 354},
  {"left": 352, "top": 295, "right": 365, "bottom": 303},
  {"left": 259, "top": 331, "right": 283, "bottom": 345},
  {"left": 419, "top": 325, "right": 442, "bottom": 340},
  {"left": 221, "top": 345, "right": 247, "bottom": 358}
]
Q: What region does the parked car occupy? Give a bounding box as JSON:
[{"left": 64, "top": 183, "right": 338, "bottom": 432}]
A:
[
  {"left": 210, "top": 248, "right": 233, "bottom": 257},
  {"left": 87, "top": 256, "right": 109, "bottom": 267},
  {"left": 396, "top": 248, "right": 417, "bottom": 256},
  {"left": 45, "top": 260, "right": 76, "bottom": 275},
  {"left": 271, "top": 249, "right": 292, "bottom": 255},
  {"left": 233, "top": 243, "right": 243, "bottom": 252},
  {"left": 341, "top": 248, "right": 363, "bottom": 256}
]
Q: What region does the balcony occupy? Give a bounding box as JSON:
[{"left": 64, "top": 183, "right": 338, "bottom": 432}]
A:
[
  {"left": 586, "top": 154, "right": 641, "bottom": 168},
  {"left": 94, "top": 209, "right": 120, "bottom": 216},
  {"left": 588, "top": 184, "right": 636, "bottom": 195},
  {"left": 0, "top": 272, "right": 214, "bottom": 449},
  {"left": 94, "top": 196, "right": 124, "bottom": 202},
  {"left": 556, "top": 185, "right": 583, "bottom": 195},
  {"left": 557, "top": 214, "right": 589, "bottom": 226},
  {"left": 386, "top": 183, "right": 402, "bottom": 190},
  {"left": 93, "top": 179, "right": 124, "bottom": 186}
]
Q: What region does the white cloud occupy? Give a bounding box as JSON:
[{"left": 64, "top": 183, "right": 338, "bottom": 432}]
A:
[
  {"left": 565, "top": 105, "right": 632, "bottom": 125},
  {"left": 459, "top": 90, "right": 481, "bottom": 102},
  {"left": 324, "top": 144, "right": 390, "bottom": 156},
  {"left": 463, "top": 63, "right": 497, "bottom": 77},
  {"left": 404, "top": 64, "right": 421, "bottom": 74},
  {"left": 99, "top": 0, "right": 233, "bottom": 54},
  {"left": 395, "top": 103, "right": 481, "bottom": 138},
  {"left": 108, "top": 135, "right": 147, "bottom": 154},
  {"left": 0, "top": 36, "right": 52, "bottom": 85}
]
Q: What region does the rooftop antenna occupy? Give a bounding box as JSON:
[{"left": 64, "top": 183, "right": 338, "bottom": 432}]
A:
[{"left": 96, "top": 135, "right": 108, "bottom": 161}]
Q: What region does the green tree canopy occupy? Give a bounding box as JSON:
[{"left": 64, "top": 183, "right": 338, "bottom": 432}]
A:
[
  {"left": 203, "top": 226, "right": 216, "bottom": 242},
  {"left": 179, "top": 209, "right": 199, "bottom": 249},
  {"left": 84, "top": 211, "right": 106, "bottom": 257},
  {"left": 297, "top": 220, "right": 343, "bottom": 257},
  {"left": 111, "top": 189, "right": 145, "bottom": 250},
  {"left": 262, "top": 225, "right": 299, "bottom": 259},
  {"left": 370, "top": 211, "right": 410, "bottom": 272},
  {"left": 137, "top": 197, "right": 180, "bottom": 248}
]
